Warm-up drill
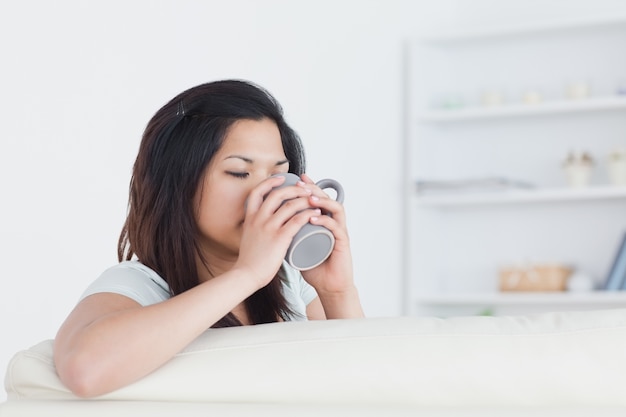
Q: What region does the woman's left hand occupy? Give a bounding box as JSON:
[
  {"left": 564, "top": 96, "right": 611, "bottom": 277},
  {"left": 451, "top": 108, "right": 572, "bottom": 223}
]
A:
[{"left": 298, "top": 174, "right": 356, "bottom": 296}]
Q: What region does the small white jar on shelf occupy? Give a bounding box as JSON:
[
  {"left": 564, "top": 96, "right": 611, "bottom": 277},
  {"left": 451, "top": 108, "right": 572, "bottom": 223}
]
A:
[
  {"left": 563, "top": 151, "right": 594, "bottom": 188},
  {"left": 565, "top": 80, "right": 591, "bottom": 100},
  {"left": 608, "top": 148, "right": 626, "bottom": 186}
]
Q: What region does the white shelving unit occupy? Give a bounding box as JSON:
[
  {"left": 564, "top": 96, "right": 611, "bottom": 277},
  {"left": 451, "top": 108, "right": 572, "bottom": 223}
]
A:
[{"left": 403, "top": 16, "right": 626, "bottom": 317}]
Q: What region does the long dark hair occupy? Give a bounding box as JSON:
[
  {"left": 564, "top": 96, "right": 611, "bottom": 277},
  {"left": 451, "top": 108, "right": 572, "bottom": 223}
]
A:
[{"left": 118, "top": 80, "right": 306, "bottom": 327}]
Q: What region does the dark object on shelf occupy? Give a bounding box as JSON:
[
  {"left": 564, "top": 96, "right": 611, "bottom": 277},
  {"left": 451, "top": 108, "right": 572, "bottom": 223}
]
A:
[{"left": 603, "top": 232, "right": 626, "bottom": 291}]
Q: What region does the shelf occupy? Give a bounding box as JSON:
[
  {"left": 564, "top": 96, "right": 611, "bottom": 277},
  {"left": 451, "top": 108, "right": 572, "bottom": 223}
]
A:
[
  {"left": 417, "top": 96, "right": 626, "bottom": 123},
  {"left": 415, "top": 185, "right": 626, "bottom": 207},
  {"left": 416, "top": 291, "right": 626, "bottom": 306},
  {"left": 404, "top": 16, "right": 626, "bottom": 316}
]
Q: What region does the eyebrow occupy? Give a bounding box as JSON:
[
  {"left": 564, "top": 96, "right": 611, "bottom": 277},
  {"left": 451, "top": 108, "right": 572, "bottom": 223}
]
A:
[{"left": 224, "top": 155, "right": 289, "bottom": 166}]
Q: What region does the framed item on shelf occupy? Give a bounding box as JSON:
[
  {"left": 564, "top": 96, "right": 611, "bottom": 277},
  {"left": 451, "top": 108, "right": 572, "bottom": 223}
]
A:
[{"left": 603, "top": 232, "right": 626, "bottom": 291}]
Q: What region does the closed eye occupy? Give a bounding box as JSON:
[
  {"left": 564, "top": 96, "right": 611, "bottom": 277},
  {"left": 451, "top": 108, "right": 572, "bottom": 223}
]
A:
[{"left": 226, "top": 171, "right": 249, "bottom": 179}]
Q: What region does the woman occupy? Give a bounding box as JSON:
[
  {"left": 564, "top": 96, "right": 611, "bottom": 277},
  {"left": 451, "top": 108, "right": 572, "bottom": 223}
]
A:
[{"left": 53, "top": 79, "right": 364, "bottom": 398}]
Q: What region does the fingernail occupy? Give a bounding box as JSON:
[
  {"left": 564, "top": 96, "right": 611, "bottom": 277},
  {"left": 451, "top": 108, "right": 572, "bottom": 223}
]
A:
[{"left": 311, "top": 195, "right": 319, "bottom": 201}]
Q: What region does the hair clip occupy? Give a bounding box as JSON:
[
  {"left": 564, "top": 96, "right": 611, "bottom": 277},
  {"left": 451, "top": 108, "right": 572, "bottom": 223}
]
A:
[{"left": 176, "top": 101, "right": 186, "bottom": 116}]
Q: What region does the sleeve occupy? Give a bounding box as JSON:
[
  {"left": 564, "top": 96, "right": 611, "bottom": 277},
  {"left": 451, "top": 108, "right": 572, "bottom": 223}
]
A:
[
  {"left": 298, "top": 271, "right": 318, "bottom": 305},
  {"left": 79, "top": 262, "right": 171, "bottom": 307},
  {"left": 279, "top": 262, "right": 318, "bottom": 320}
]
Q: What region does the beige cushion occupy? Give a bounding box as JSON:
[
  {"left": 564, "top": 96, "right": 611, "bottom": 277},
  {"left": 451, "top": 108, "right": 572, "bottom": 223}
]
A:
[{"left": 5, "top": 309, "right": 626, "bottom": 407}]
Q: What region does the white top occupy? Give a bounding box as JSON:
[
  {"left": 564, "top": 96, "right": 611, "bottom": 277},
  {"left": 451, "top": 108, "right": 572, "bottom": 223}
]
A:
[{"left": 80, "top": 260, "right": 318, "bottom": 321}]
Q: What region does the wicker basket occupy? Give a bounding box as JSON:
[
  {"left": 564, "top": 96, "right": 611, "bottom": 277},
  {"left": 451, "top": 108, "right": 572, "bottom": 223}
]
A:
[{"left": 499, "top": 264, "right": 573, "bottom": 292}]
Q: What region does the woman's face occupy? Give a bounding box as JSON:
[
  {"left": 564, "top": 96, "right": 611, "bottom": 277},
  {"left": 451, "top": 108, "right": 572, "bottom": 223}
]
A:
[{"left": 195, "top": 117, "right": 289, "bottom": 259}]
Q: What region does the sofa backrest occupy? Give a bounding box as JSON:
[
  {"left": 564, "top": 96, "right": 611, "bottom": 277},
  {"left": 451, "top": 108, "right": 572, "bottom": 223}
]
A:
[{"left": 5, "top": 309, "right": 626, "bottom": 406}]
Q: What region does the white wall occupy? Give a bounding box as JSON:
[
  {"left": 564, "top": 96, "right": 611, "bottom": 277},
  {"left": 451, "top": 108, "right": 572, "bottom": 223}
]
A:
[{"left": 1, "top": 0, "right": 626, "bottom": 401}]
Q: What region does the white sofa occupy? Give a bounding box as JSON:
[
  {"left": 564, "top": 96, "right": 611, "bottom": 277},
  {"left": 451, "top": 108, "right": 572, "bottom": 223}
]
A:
[{"left": 3, "top": 308, "right": 626, "bottom": 416}]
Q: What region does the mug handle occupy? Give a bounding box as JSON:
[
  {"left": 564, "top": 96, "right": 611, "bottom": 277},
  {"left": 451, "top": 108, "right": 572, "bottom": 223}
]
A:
[{"left": 315, "top": 179, "right": 344, "bottom": 204}]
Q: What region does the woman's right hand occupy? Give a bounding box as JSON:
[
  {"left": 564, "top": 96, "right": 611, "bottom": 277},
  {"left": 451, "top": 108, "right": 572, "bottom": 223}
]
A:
[{"left": 234, "top": 175, "right": 319, "bottom": 288}]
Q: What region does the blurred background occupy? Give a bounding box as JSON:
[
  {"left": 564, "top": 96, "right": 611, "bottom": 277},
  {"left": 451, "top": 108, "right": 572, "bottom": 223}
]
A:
[{"left": 2, "top": 0, "right": 626, "bottom": 401}]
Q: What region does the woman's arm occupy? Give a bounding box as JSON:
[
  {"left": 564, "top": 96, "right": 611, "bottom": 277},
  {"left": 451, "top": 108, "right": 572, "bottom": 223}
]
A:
[
  {"left": 54, "top": 267, "right": 259, "bottom": 398},
  {"left": 306, "top": 288, "right": 364, "bottom": 320}
]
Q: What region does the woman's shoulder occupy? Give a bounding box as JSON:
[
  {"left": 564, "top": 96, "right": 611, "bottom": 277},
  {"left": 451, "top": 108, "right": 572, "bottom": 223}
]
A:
[{"left": 80, "top": 260, "right": 171, "bottom": 306}]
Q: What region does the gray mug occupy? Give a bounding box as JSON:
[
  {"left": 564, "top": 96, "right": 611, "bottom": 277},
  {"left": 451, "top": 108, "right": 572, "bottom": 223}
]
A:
[{"left": 270, "top": 173, "right": 344, "bottom": 271}]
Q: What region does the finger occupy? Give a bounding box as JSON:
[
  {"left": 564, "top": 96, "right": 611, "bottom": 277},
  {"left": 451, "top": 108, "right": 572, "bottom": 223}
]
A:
[
  {"left": 269, "top": 197, "right": 318, "bottom": 228},
  {"left": 299, "top": 175, "right": 342, "bottom": 201},
  {"left": 296, "top": 174, "right": 324, "bottom": 197},
  {"left": 300, "top": 173, "right": 315, "bottom": 184},
  {"left": 297, "top": 180, "right": 334, "bottom": 201},
  {"left": 308, "top": 194, "right": 346, "bottom": 223},
  {"left": 282, "top": 207, "right": 323, "bottom": 236},
  {"left": 309, "top": 213, "right": 349, "bottom": 242},
  {"left": 245, "top": 175, "right": 286, "bottom": 214},
  {"left": 260, "top": 185, "right": 313, "bottom": 217},
  {"left": 261, "top": 206, "right": 322, "bottom": 247}
]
